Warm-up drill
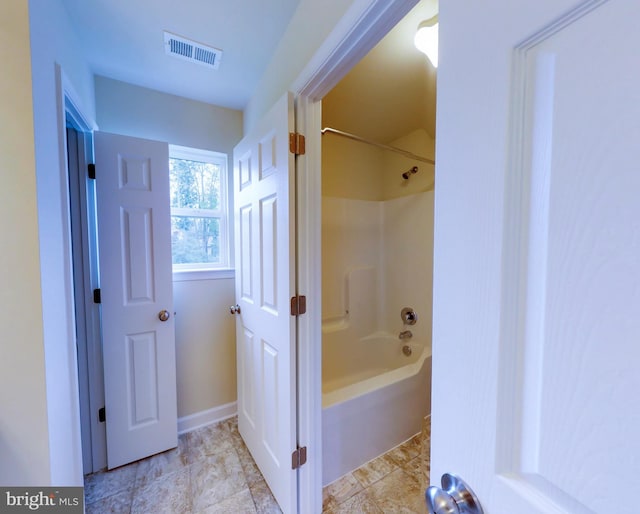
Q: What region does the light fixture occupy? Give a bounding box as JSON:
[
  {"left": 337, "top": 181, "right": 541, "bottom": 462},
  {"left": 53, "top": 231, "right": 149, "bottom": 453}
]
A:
[{"left": 414, "top": 16, "right": 439, "bottom": 68}]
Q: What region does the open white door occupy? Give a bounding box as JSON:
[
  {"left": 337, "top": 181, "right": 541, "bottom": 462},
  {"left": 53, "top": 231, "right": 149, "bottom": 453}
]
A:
[
  {"left": 95, "top": 132, "right": 177, "bottom": 470},
  {"left": 233, "top": 93, "right": 297, "bottom": 513},
  {"left": 431, "top": 1, "right": 640, "bottom": 512}
]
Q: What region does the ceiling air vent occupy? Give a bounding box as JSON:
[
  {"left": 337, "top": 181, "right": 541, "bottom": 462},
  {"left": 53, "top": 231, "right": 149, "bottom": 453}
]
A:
[{"left": 163, "top": 31, "right": 222, "bottom": 70}]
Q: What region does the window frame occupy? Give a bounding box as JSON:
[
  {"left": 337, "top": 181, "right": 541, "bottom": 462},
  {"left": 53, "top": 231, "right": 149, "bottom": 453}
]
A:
[{"left": 168, "top": 144, "right": 232, "bottom": 279}]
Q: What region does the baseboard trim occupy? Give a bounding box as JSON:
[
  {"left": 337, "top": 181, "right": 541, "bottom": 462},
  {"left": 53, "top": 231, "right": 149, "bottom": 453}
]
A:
[{"left": 177, "top": 401, "right": 237, "bottom": 435}]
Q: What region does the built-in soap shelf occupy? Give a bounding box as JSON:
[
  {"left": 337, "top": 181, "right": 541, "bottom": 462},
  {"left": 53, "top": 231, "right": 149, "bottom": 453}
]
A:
[{"left": 322, "top": 266, "right": 377, "bottom": 335}]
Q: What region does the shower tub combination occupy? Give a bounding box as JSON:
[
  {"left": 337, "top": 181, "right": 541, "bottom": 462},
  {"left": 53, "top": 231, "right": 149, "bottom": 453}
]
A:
[
  {"left": 321, "top": 329, "right": 431, "bottom": 485},
  {"left": 320, "top": 193, "right": 434, "bottom": 485}
]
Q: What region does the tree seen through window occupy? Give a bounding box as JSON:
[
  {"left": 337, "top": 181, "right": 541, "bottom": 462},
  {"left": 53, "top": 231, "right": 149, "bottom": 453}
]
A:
[{"left": 169, "top": 147, "right": 228, "bottom": 269}]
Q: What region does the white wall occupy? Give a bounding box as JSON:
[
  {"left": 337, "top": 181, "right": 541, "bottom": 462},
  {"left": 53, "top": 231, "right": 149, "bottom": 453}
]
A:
[
  {"left": 0, "top": 1, "right": 50, "bottom": 486},
  {"left": 381, "top": 130, "right": 435, "bottom": 339},
  {"left": 321, "top": 197, "right": 381, "bottom": 326},
  {"left": 29, "top": 0, "right": 97, "bottom": 486},
  {"left": 322, "top": 126, "right": 435, "bottom": 386},
  {"left": 94, "top": 77, "right": 243, "bottom": 418},
  {"left": 244, "top": 0, "right": 357, "bottom": 131},
  {"left": 321, "top": 193, "right": 433, "bottom": 346},
  {"left": 381, "top": 192, "right": 434, "bottom": 344}
]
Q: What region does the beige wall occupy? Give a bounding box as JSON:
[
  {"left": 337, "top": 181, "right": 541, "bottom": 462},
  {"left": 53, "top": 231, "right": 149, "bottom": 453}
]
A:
[
  {"left": 173, "top": 279, "right": 237, "bottom": 414},
  {"left": 322, "top": 134, "right": 385, "bottom": 200},
  {"left": 0, "top": 1, "right": 50, "bottom": 485},
  {"left": 382, "top": 128, "right": 435, "bottom": 200},
  {"left": 322, "top": 128, "right": 435, "bottom": 202},
  {"left": 95, "top": 78, "right": 242, "bottom": 418}
]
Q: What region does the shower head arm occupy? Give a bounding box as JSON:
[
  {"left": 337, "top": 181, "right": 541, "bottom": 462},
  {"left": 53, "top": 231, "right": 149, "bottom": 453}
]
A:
[{"left": 402, "top": 166, "right": 419, "bottom": 180}]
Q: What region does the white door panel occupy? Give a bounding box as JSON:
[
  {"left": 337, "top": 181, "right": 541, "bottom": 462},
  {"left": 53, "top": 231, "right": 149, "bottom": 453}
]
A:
[
  {"left": 233, "top": 93, "right": 297, "bottom": 513},
  {"left": 433, "top": 1, "right": 640, "bottom": 512},
  {"left": 95, "top": 132, "right": 177, "bottom": 469}
]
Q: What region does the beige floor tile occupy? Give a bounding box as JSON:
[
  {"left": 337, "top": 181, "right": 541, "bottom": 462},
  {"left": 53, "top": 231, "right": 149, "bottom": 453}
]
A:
[
  {"left": 353, "top": 453, "right": 398, "bottom": 488},
  {"left": 86, "top": 416, "right": 432, "bottom": 514},
  {"left": 85, "top": 488, "right": 133, "bottom": 514},
  {"left": 130, "top": 467, "right": 191, "bottom": 514},
  {"left": 323, "top": 490, "right": 382, "bottom": 514},
  {"left": 190, "top": 448, "right": 248, "bottom": 511},
  {"left": 421, "top": 416, "right": 431, "bottom": 443},
  {"left": 403, "top": 456, "right": 430, "bottom": 491},
  {"left": 249, "top": 478, "right": 282, "bottom": 514},
  {"left": 322, "top": 495, "right": 340, "bottom": 513},
  {"left": 227, "top": 423, "right": 246, "bottom": 454},
  {"left": 234, "top": 437, "right": 264, "bottom": 486},
  {"left": 135, "top": 434, "right": 189, "bottom": 489},
  {"left": 186, "top": 422, "right": 236, "bottom": 463},
  {"left": 198, "top": 488, "right": 257, "bottom": 514},
  {"left": 84, "top": 461, "right": 138, "bottom": 504},
  {"left": 220, "top": 415, "right": 239, "bottom": 434},
  {"left": 387, "top": 435, "right": 422, "bottom": 467},
  {"left": 367, "top": 468, "right": 427, "bottom": 514},
  {"left": 323, "top": 472, "right": 363, "bottom": 508}
]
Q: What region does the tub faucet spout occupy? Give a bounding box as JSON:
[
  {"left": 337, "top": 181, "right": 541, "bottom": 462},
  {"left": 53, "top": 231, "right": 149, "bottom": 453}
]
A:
[{"left": 399, "top": 330, "right": 413, "bottom": 340}]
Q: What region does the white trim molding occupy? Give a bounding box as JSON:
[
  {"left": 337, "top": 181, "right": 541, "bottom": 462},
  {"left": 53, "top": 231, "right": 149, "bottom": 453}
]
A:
[
  {"left": 293, "top": 0, "right": 419, "bottom": 101},
  {"left": 53, "top": 62, "right": 99, "bottom": 482},
  {"left": 177, "top": 402, "right": 238, "bottom": 435},
  {"left": 172, "top": 268, "right": 235, "bottom": 282}
]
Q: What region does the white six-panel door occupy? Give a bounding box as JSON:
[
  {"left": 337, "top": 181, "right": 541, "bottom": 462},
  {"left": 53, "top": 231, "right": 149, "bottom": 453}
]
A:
[
  {"left": 432, "top": 0, "right": 640, "bottom": 512},
  {"left": 233, "top": 93, "right": 297, "bottom": 513},
  {"left": 95, "top": 132, "right": 177, "bottom": 469}
]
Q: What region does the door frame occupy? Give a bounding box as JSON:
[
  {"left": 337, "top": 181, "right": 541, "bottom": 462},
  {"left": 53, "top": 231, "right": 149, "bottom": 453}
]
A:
[
  {"left": 290, "top": 0, "right": 419, "bottom": 509},
  {"left": 55, "top": 64, "right": 106, "bottom": 474}
]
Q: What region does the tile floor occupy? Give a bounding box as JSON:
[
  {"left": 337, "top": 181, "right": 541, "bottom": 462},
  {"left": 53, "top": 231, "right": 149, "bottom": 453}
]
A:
[
  {"left": 322, "top": 416, "right": 431, "bottom": 513},
  {"left": 84, "top": 416, "right": 280, "bottom": 513},
  {"left": 84, "top": 415, "right": 431, "bottom": 513}
]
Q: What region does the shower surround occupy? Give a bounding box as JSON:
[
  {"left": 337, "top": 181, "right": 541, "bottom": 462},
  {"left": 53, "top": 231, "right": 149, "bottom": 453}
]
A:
[{"left": 321, "top": 191, "right": 434, "bottom": 484}]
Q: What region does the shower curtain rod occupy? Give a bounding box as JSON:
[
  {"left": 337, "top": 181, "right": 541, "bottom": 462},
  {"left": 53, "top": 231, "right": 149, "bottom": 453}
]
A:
[{"left": 321, "top": 127, "right": 436, "bottom": 166}]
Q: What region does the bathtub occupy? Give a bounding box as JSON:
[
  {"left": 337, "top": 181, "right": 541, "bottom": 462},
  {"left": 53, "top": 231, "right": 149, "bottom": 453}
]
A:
[{"left": 321, "top": 332, "right": 431, "bottom": 485}]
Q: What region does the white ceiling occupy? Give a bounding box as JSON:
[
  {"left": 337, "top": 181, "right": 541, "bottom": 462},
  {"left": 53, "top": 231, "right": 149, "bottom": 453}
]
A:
[
  {"left": 59, "top": 0, "right": 438, "bottom": 138},
  {"left": 60, "top": 0, "right": 302, "bottom": 110}
]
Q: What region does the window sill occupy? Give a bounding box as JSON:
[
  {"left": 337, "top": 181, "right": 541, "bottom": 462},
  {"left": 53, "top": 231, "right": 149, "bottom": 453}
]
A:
[{"left": 172, "top": 268, "right": 235, "bottom": 282}]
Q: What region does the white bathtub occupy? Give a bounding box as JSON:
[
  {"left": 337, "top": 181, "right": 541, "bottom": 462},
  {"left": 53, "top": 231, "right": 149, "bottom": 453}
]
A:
[{"left": 321, "top": 332, "right": 431, "bottom": 485}]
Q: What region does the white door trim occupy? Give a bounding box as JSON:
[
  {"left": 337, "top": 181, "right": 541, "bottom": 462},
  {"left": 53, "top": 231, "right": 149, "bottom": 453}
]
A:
[
  {"left": 66, "top": 126, "right": 94, "bottom": 474},
  {"left": 291, "top": 0, "right": 418, "bottom": 510},
  {"left": 292, "top": 0, "right": 419, "bottom": 99},
  {"left": 54, "top": 63, "right": 101, "bottom": 478}
]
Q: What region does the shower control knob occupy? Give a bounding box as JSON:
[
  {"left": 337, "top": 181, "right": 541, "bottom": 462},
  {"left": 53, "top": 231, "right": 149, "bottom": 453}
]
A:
[
  {"left": 425, "top": 474, "right": 484, "bottom": 514},
  {"left": 229, "top": 304, "right": 241, "bottom": 315},
  {"left": 401, "top": 307, "right": 418, "bottom": 325}
]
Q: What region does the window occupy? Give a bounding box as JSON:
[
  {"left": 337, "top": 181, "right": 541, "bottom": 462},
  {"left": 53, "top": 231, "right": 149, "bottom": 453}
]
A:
[{"left": 169, "top": 145, "right": 230, "bottom": 274}]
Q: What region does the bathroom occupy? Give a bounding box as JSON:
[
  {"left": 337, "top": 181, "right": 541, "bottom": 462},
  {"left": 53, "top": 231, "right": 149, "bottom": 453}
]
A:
[{"left": 320, "top": 0, "right": 438, "bottom": 490}]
